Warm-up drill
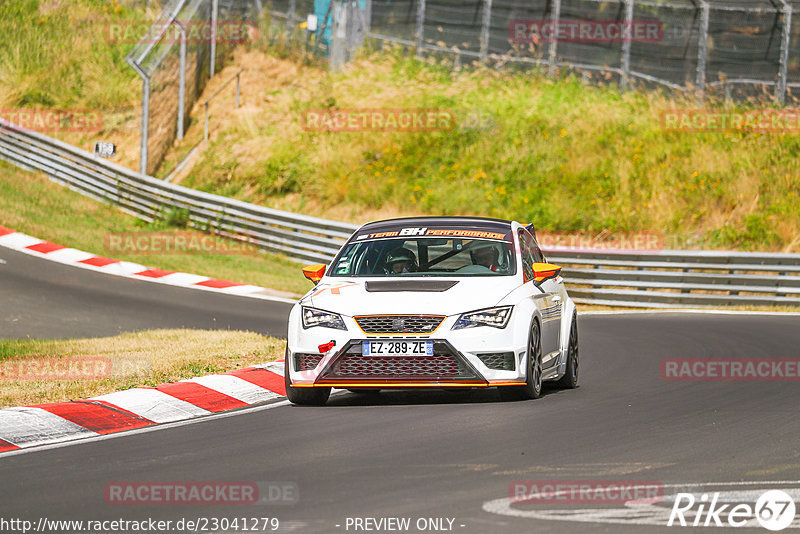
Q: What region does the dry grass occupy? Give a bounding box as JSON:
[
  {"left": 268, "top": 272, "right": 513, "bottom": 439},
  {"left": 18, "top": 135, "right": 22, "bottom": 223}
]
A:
[
  {"left": 162, "top": 45, "right": 800, "bottom": 252},
  {"left": 0, "top": 329, "right": 285, "bottom": 408}
]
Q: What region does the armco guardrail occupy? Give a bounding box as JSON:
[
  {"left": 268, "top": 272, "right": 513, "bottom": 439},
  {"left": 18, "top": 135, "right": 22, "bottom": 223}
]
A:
[
  {"left": 0, "top": 120, "right": 357, "bottom": 265},
  {"left": 2, "top": 121, "right": 800, "bottom": 308},
  {"left": 545, "top": 248, "right": 800, "bottom": 308}
]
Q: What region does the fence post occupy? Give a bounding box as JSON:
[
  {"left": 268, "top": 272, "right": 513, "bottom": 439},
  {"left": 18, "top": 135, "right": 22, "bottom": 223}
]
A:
[
  {"left": 210, "top": 0, "right": 219, "bottom": 77},
  {"left": 620, "top": 0, "right": 634, "bottom": 90},
  {"left": 548, "top": 0, "right": 562, "bottom": 76},
  {"left": 139, "top": 78, "right": 150, "bottom": 175},
  {"left": 288, "top": 0, "right": 296, "bottom": 35},
  {"left": 204, "top": 102, "right": 210, "bottom": 142},
  {"left": 175, "top": 20, "right": 187, "bottom": 140},
  {"left": 236, "top": 72, "right": 240, "bottom": 107},
  {"left": 695, "top": 0, "right": 709, "bottom": 102},
  {"left": 415, "top": 0, "right": 426, "bottom": 56},
  {"left": 479, "top": 0, "right": 493, "bottom": 62},
  {"left": 776, "top": 0, "right": 792, "bottom": 105}
]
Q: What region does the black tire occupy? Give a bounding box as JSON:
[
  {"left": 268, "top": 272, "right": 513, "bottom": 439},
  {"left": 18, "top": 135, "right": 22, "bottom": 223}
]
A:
[
  {"left": 285, "top": 350, "right": 331, "bottom": 406},
  {"left": 556, "top": 314, "right": 579, "bottom": 389},
  {"left": 499, "top": 319, "right": 543, "bottom": 401}
]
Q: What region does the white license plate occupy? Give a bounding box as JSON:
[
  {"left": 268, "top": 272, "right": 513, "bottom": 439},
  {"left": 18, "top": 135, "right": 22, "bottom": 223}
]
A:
[{"left": 362, "top": 340, "right": 434, "bottom": 356}]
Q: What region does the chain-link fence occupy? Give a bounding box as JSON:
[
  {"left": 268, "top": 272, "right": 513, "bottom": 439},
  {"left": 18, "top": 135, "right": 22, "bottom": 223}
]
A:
[
  {"left": 127, "top": 0, "right": 260, "bottom": 175},
  {"left": 267, "top": 0, "right": 800, "bottom": 104}
]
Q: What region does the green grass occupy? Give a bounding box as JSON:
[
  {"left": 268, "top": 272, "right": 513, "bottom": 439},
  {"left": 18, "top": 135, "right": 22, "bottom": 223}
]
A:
[
  {"left": 0, "top": 160, "right": 312, "bottom": 295},
  {"left": 0, "top": 329, "right": 284, "bottom": 408},
  {"left": 0, "top": 0, "right": 141, "bottom": 110},
  {"left": 174, "top": 43, "right": 800, "bottom": 252}
]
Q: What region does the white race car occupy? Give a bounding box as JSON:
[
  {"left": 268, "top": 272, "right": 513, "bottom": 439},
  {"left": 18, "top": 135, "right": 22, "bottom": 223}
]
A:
[{"left": 285, "top": 216, "right": 579, "bottom": 405}]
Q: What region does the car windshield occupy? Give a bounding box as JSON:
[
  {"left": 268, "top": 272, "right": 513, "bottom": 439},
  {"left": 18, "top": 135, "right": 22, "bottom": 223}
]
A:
[{"left": 330, "top": 236, "right": 517, "bottom": 277}]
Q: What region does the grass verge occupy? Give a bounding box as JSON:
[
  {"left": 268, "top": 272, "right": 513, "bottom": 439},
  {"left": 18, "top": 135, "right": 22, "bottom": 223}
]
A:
[{"left": 0, "top": 328, "right": 285, "bottom": 408}]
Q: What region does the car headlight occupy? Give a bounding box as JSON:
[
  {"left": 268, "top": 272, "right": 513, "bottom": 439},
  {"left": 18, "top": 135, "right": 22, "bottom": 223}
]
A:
[
  {"left": 452, "top": 306, "right": 513, "bottom": 330},
  {"left": 301, "top": 307, "right": 347, "bottom": 330}
]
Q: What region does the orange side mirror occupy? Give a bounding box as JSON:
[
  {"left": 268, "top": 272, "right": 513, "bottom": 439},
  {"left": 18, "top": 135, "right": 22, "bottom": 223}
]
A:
[
  {"left": 532, "top": 262, "right": 562, "bottom": 283},
  {"left": 302, "top": 264, "right": 326, "bottom": 284}
]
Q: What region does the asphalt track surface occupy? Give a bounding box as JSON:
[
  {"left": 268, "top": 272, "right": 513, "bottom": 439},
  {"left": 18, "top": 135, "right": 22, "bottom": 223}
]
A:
[
  {"left": 0, "top": 247, "right": 292, "bottom": 339},
  {"left": 2, "top": 248, "right": 800, "bottom": 533}
]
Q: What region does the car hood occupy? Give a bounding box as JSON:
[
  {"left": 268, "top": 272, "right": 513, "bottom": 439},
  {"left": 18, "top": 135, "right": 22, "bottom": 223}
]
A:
[{"left": 300, "top": 277, "right": 520, "bottom": 317}]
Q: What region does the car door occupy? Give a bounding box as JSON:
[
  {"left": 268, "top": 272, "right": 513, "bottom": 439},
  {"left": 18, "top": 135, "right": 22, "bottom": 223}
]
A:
[{"left": 519, "top": 229, "right": 561, "bottom": 366}]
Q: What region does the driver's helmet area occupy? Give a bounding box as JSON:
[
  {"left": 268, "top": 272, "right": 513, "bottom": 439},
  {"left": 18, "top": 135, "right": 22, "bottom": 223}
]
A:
[
  {"left": 383, "top": 247, "right": 419, "bottom": 275},
  {"left": 469, "top": 242, "right": 502, "bottom": 272}
]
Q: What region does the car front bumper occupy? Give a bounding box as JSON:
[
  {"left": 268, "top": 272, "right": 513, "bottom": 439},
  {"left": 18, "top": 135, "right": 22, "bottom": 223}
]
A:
[{"left": 286, "top": 307, "right": 531, "bottom": 388}]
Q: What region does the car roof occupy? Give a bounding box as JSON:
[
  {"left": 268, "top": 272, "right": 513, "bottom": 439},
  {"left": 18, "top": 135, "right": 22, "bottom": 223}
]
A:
[{"left": 359, "top": 216, "right": 515, "bottom": 233}]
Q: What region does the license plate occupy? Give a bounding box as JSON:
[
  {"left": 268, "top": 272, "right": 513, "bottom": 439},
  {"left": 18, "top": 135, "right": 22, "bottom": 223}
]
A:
[{"left": 362, "top": 340, "right": 434, "bottom": 356}]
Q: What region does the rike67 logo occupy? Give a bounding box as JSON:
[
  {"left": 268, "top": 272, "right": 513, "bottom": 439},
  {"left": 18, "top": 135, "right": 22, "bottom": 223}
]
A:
[{"left": 668, "top": 490, "right": 796, "bottom": 531}]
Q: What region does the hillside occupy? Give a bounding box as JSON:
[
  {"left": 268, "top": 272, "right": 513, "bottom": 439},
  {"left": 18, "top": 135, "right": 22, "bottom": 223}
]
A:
[{"left": 166, "top": 38, "right": 800, "bottom": 252}]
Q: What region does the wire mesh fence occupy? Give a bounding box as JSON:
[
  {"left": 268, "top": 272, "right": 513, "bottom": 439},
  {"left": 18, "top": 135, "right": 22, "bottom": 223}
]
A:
[
  {"left": 267, "top": 0, "right": 800, "bottom": 104},
  {"left": 127, "top": 0, "right": 260, "bottom": 175}
]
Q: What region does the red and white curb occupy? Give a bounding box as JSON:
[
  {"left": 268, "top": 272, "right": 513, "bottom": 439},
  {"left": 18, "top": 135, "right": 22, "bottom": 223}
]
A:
[
  {"left": 0, "top": 226, "right": 298, "bottom": 303},
  {"left": 0, "top": 360, "right": 287, "bottom": 453}
]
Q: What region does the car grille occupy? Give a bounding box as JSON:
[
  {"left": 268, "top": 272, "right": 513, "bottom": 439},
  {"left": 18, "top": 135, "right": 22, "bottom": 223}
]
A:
[
  {"left": 294, "top": 354, "right": 323, "bottom": 371},
  {"left": 330, "top": 355, "right": 469, "bottom": 378},
  {"left": 355, "top": 315, "right": 444, "bottom": 334},
  {"left": 478, "top": 352, "right": 516, "bottom": 371},
  {"left": 316, "top": 340, "right": 484, "bottom": 383}
]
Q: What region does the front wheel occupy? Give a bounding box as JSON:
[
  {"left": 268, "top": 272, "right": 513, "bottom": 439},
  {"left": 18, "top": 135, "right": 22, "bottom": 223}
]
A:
[
  {"left": 499, "top": 319, "right": 543, "bottom": 401},
  {"left": 285, "top": 350, "right": 331, "bottom": 406}
]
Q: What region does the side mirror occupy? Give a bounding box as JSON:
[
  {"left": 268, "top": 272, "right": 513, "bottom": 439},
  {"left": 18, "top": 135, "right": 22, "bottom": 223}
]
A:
[
  {"left": 302, "top": 264, "right": 326, "bottom": 285},
  {"left": 532, "top": 262, "right": 562, "bottom": 284}
]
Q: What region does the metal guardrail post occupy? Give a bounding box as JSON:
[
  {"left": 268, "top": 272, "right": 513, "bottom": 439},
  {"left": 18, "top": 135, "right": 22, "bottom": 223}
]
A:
[
  {"left": 210, "top": 0, "right": 219, "bottom": 77},
  {"left": 620, "top": 0, "right": 634, "bottom": 90},
  {"left": 695, "top": 1, "right": 709, "bottom": 102},
  {"left": 775, "top": 0, "right": 792, "bottom": 105},
  {"left": 175, "top": 19, "right": 187, "bottom": 140},
  {"left": 548, "top": 0, "right": 562, "bottom": 77},
  {"left": 415, "top": 0, "right": 426, "bottom": 56},
  {"left": 479, "top": 0, "right": 493, "bottom": 62}
]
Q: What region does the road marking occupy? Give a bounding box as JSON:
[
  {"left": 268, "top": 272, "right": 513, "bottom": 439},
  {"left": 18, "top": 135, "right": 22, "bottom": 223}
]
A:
[
  {"left": 0, "top": 407, "right": 98, "bottom": 448},
  {"left": 91, "top": 388, "right": 210, "bottom": 423},
  {"left": 0, "top": 390, "right": 344, "bottom": 458},
  {"left": 186, "top": 374, "right": 281, "bottom": 404}
]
